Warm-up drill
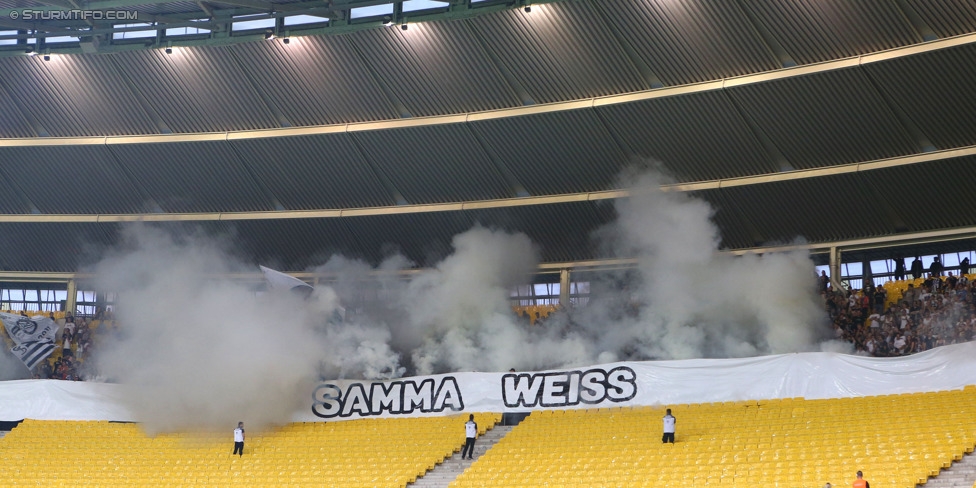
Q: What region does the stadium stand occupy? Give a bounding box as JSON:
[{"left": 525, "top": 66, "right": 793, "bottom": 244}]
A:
[
  {"left": 3, "top": 350, "right": 976, "bottom": 486},
  {"left": 512, "top": 305, "right": 559, "bottom": 326},
  {"left": 827, "top": 274, "right": 976, "bottom": 357},
  {"left": 0, "top": 413, "right": 501, "bottom": 487},
  {"left": 451, "top": 388, "right": 976, "bottom": 488}
]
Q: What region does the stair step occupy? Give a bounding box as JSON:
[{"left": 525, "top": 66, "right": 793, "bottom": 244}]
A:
[
  {"left": 408, "top": 425, "right": 515, "bottom": 488},
  {"left": 917, "top": 449, "right": 976, "bottom": 488}
]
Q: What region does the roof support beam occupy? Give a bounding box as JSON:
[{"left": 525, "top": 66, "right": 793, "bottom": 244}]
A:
[
  {"left": 0, "top": 18, "right": 38, "bottom": 30},
  {"left": 137, "top": 12, "right": 204, "bottom": 25},
  {"left": 0, "top": 145, "right": 973, "bottom": 223},
  {"left": 32, "top": 0, "right": 99, "bottom": 27},
  {"left": 4, "top": 224, "right": 976, "bottom": 282},
  {"left": 196, "top": 0, "right": 214, "bottom": 18},
  {"left": 204, "top": 0, "right": 307, "bottom": 12}
]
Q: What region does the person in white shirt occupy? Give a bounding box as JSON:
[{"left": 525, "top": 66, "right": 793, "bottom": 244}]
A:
[
  {"left": 893, "top": 333, "right": 907, "bottom": 353},
  {"left": 867, "top": 313, "right": 881, "bottom": 329},
  {"left": 461, "top": 414, "right": 478, "bottom": 460},
  {"left": 233, "top": 422, "right": 245, "bottom": 457},
  {"left": 662, "top": 408, "right": 676, "bottom": 444},
  {"left": 64, "top": 316, "right": 76, "bottom": 336}
]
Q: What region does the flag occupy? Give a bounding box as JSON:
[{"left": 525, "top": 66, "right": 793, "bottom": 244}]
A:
[
  {"left": 259, "top": 265, "right": 314, "bottom": 296},
  {"left": 11, "top": 341, "right": 56, "bottom": 370},
  {"left": 1, "top": 312, "right": 59, "bottom": 370},
  {"left": 0, "top": 312, "right": 59, "bottom": 345},
  {"left": 259, "top": 265, "right": 345, "bottom": 322}
]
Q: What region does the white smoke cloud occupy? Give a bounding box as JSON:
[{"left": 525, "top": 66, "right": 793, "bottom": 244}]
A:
[
  {"left": 536, "top": 170, "right": 829, "bottom": 362},
  {"left": 404, "top": 227, "right": 539, "bottom": 374},
  {"left": 82, "top": 168, "right": 831, "bottom": 430},
  {"left": 89, "top": 226, "right": 379, "bottom": 434},
  {"left": 0, "top": 348, "right": 29, "bottom": 380},
  {"left": 302, "top": 170, "right": 830, "bottom": 374}
]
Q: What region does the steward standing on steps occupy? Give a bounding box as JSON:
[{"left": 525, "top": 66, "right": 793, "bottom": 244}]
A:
[{"left": 461, "top": 414, "right": 477, "bottom": 460}]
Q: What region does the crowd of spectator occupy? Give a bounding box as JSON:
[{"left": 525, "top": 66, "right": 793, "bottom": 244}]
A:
[
  {"left": 35, "top": 314, "right": 95, "bottom": 380},
  {"left": 7, "top": 265, "right": 976, "bottom": 381},
  {"left": 823, "top": 262, "right": 976, "bottom": 357}
]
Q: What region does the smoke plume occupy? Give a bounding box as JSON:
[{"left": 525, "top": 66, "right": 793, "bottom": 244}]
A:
[
  {"left": 83, "top": 168, "right": 831, "bottom": 431},
  {"left": 315, "top": 170, "right": 829, "bottom": 372},
  {"left": 89, "top": 226, "right": 357, "bottom": 434},
  {"left": 403, "top": 227, "right": 539, "bottom": 374},
  {"left": 0, "top": 348, "right": 29, "bottom": 380},
  {"left": 567, "top": 170, "right": 829, "bottom": 361}
]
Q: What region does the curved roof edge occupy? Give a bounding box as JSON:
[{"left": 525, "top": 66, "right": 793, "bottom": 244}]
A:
[
  {"left": 3, "top": 222, "right": 975, "bottom": 282},
  {"left": 1, "top": 32, "right": 973, "bottom": 147}
]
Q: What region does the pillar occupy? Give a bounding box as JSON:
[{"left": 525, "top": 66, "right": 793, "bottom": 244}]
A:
[
  {"left": 65, "top": 279, "right": 77, "bottom": 316},
  {"left": 828, "top": 247, "right": 844, "bottom": 292},
  {"left": 559, "top": 269, "right": 571, "bottom": 307}
]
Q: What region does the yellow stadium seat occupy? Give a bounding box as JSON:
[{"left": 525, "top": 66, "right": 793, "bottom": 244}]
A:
[{"left": 0, "top": 413, "right": 502, "bottom": 487}]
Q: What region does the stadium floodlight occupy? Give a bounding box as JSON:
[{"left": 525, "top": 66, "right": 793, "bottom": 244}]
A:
[
  {"left": 164, "top": 42, "right": 173, "bottom": 54},
  {"left": 264, "top": 31, "right": 275, "bottom": 40},
  {"left": 523, "top": 0, "right": 531, "bottom": 12},
  {"left": 401, "top": 23, "right": 408, "bottom": 31},
  {"left": 43, "top": 54, "right": 50, "bottom": 61},
  {"left": 283, "top": 37, "right": 290, "bottom": 44}
]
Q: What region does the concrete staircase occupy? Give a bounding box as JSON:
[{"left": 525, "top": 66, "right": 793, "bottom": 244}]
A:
[
  {"left": 919, "top": 450, "right": 976, "bottom": 488},
  {"left": 409, "top": 425, "right": 514, "bottom": 488}
]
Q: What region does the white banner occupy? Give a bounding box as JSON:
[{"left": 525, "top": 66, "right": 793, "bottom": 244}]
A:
[
  {"left": 0, "top": 380, "right": 133, "bottom": 422},
  {"left": 4, "top": 343, "right": 976, "bottom": 422},
  {"left": 294, "top": 342, "right": 976, "bottom": 422}
]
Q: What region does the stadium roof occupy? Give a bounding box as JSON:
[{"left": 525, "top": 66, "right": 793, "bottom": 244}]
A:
[{"left": 2, "top": 0, "right": 976, "bottom": 273}]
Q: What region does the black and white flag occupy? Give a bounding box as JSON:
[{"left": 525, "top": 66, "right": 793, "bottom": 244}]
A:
[
  {"left": 11, "top": 341, "right": 57, "bottom": 370},
  {"left": 0, "top": 312, "right": 59, "bottom": 345},
  {"left": 1, "top": 312, "right": 60, "bottom": 370}
]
